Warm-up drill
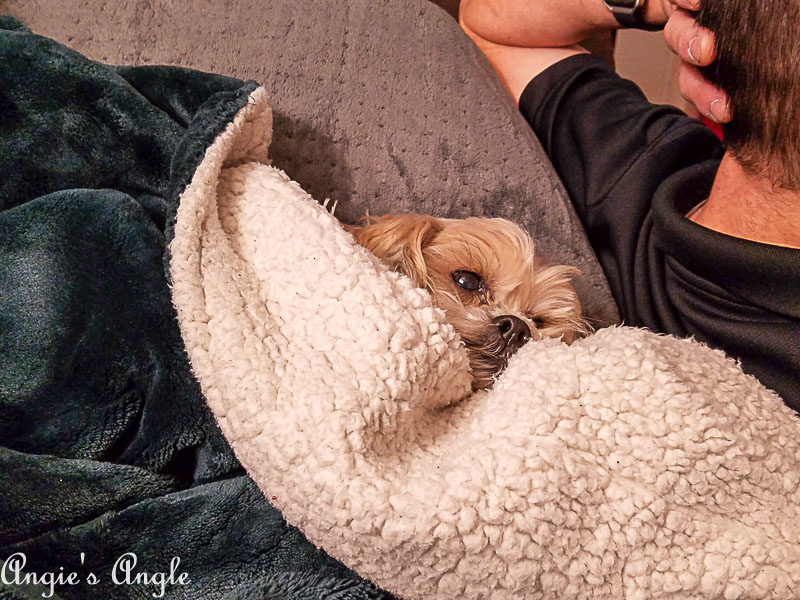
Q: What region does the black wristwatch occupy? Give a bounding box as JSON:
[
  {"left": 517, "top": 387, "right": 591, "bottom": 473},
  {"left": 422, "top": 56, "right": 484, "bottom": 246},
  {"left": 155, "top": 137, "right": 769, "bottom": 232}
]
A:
[{"left": 602, "top": 0, "right": 663, "bottom": 31}]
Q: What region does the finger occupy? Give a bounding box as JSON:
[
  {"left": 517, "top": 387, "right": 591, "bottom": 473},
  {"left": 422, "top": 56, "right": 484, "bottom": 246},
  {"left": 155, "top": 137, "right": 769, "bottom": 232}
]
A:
[
  {"left": 664, "top": 9, "right": 716, "bottom": 66},
  {"left": 678, "top": 63, "right": 733, "bottom": 123},
  {"left": 651, "top": 0, "right": 697, "bottom": 22}
]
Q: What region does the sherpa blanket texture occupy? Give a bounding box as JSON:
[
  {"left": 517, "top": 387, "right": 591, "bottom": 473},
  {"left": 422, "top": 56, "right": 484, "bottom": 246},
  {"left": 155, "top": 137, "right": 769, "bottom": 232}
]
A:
[
  {"left": 169, "top": 85, "right": 800, "bottom": 599},
  {"left": 0, "top": 18, "right": 392, "bottom": 600}
]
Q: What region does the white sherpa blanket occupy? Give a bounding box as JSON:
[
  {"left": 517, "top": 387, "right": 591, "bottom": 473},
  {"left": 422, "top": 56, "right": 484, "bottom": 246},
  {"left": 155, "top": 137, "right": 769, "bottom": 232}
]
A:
[{"left": 169, "top": 88, "right": 800, "bottom": 599}]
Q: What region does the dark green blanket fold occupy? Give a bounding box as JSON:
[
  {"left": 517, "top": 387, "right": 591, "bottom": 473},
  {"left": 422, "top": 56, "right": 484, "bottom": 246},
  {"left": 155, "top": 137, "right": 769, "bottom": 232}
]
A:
[{"left": 0, "top": 17, "right": 391, "bottom": 600}]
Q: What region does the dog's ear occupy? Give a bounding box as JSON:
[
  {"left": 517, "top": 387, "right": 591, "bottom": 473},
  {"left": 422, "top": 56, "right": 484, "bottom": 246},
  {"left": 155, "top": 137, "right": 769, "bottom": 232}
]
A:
[{"left": 345, "top": 214, "right": 444, "bottom": 288}]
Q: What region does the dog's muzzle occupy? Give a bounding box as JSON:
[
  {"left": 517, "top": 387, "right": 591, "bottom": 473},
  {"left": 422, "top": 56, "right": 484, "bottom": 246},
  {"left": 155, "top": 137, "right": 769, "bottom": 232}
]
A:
[
  {"left": 464, "top": 315, "right": 532, "bottom": 390},
  {"left": 490, "top": 315, "right": 531, "bottom": 358}
]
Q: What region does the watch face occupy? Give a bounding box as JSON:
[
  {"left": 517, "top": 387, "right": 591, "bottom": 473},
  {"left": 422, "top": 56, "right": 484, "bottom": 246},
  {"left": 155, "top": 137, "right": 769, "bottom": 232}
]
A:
[{"left": 603, "top": 0, "right": 641, "bottom": 13}]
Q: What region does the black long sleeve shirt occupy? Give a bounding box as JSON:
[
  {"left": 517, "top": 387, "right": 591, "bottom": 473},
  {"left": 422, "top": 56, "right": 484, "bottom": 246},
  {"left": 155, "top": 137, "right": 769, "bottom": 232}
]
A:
[{"left": 520, "top": 54, "right": 800, "bottom": 411}]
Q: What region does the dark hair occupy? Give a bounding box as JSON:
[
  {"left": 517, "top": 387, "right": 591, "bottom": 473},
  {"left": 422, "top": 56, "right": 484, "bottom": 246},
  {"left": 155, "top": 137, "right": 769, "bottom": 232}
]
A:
[{"left": 698, "top": 0, "right": 800, "bottom": 189}]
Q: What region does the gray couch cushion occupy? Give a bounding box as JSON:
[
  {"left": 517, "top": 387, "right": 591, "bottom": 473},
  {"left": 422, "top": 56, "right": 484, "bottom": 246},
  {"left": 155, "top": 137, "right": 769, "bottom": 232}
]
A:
[{"left": 5, "top": 0, "right": 618, "bottom": 326}]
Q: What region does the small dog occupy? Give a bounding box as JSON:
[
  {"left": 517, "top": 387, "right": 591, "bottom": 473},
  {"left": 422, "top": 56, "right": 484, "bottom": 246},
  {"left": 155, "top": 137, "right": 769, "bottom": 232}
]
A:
[{"left": 345, "top": 214, "right": 587, "bottom": 390}]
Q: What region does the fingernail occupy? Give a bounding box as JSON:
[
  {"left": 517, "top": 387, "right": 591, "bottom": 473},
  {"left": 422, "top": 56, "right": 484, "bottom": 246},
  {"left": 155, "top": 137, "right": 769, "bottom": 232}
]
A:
[
  {"left": 708, "top": 98, "right": 725, "bottom": 123},
  {"left": 687, "top": 36, "right": 701, "bottom": 64}
]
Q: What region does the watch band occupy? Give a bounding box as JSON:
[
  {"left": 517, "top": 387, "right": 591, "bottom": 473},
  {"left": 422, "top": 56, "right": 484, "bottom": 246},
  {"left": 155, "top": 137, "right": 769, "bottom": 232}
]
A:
[{"left": 602, "top": 0, "right": 664, "bottom": 31}]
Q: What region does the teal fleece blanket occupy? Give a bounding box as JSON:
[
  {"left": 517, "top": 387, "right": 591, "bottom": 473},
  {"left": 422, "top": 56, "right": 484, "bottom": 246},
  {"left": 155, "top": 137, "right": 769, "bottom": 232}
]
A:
[{"left": 0, "top": 16, "right": 392, "bottom": 600}]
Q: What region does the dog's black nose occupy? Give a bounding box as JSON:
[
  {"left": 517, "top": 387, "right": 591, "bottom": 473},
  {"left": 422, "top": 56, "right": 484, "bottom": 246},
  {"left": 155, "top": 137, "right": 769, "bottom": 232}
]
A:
[{"left": 491, "top": 315, "right": 531, "bottom": 355}]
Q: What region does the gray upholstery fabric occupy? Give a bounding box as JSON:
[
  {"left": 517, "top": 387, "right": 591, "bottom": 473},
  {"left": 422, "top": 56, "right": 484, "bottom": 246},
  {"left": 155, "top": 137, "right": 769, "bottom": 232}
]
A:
[{"left": 3, "top": 0, "right": 618, "bottom": 325}]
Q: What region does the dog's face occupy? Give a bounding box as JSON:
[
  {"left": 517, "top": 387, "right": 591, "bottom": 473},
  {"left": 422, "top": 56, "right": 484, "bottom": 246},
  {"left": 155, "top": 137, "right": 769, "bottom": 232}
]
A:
[{"left": 346, "top": 214, "right": 587, "bottom": 390}]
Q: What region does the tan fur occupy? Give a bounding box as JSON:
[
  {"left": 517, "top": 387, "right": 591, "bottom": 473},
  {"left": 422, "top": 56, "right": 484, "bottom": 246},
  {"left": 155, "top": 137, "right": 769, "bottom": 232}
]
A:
[{"left": 346, "top": 214, "right": 589, "bottom": 390}]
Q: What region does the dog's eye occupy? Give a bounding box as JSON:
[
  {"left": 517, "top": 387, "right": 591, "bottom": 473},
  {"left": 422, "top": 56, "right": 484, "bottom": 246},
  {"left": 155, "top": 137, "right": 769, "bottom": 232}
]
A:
[
  {"left": 531, "top": 317, "right": 545, "bottom": 329},
  {"left": 452, "top": 270, "right": 483, "bottom": 292}
]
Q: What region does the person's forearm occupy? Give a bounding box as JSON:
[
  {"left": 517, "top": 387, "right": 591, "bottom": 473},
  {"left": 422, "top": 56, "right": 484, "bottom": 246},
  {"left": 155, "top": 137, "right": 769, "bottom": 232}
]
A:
[{"left": 459, "top": 0, "right": 620, "bottom": 48}]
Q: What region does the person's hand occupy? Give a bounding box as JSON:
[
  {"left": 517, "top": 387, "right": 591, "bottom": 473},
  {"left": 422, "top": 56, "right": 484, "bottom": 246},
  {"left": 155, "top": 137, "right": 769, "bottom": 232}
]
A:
[{"left": 662, "top": 2, "right": 733, "bottom": 123}]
